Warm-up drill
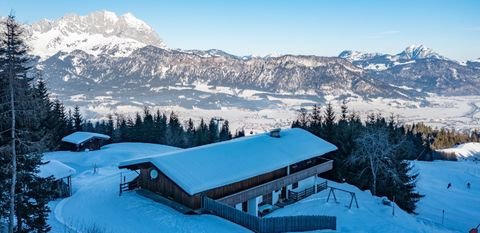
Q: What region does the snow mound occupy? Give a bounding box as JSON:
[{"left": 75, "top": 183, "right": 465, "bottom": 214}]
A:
[{"left": 438, "top": 142, "right": 480, "bottom": 160}]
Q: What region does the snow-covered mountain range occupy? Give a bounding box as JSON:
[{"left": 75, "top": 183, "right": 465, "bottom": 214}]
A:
[
  {"left": 338, "top": 45, "right": 451, "bottom": 71},
  {"left": 6, "top": 10, "right": 480, "bottom": 129},
  {"left": 26, "top": 11, "right": 165, "bottom": 59},
  {"left": 20, "top": 11, "right": 479, "bottom": 99}
]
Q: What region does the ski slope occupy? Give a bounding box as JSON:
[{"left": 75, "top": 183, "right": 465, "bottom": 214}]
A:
[
  {"left": 437, "top": 142, "right": 480, "bottom": 160},
  {"left": 44, "top": 143, "right": 480, "bottom": 233},
  {"left": 268, "top": 180, "right": 454, "bottom": 233},
  {"left": 414, "top": 160, "right": 480, "bottom": 232}
]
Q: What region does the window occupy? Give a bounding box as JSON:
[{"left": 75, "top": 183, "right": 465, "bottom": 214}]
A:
[
  {"left": 292, "top": 182, "right": 299, "bottom": 189},
  {"left": 262, "top": 193, "right": 272, "bottom": 205}
]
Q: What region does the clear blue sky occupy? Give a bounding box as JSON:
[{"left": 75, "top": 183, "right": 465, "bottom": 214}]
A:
[{"left": 1, "top": 0, "right": 479, "bottom": 60}]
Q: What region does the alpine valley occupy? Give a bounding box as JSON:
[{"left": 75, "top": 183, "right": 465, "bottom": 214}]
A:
[{"left": 24, "top": 11, "right": 480, "bottom": 131}]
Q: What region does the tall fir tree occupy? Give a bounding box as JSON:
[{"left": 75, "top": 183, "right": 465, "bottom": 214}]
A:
[
  {"left": 72, "top": 105, "right": 82, "bottom": 132},
  {"left": 219, "top": 120, "right": 232, "bottom": 142},
  {"left": 208, "top": 118, "right": 219, "bottom": 143},
  {"left": 0, "top": 14, "right": 53, "bottom": 233}
]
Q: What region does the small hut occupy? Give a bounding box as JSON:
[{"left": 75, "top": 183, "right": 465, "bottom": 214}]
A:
[
  {"left": 38, "top": 160, "right": 76, "bottom": 198},
  {"left": 61, "top": 131, "right": 110, "bottom": 151}
]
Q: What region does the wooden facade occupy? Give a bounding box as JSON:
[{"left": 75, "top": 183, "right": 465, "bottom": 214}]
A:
[
  {"left": 124, "top": 154, "right": 333, "bottom": 210},
  {"left": 62, "top": 137, "right": 108, "bottom": 151}
]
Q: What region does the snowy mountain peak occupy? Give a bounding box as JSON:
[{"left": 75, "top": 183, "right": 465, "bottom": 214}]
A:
[
  {"left": 28, "top": 10, "right": 166, "bottom": 59},
  {"left": 338, "top": 50, "right": 383, "bottom": 62},
  {"left": 339, "top": 45, "right": 451, "bottom": 71},
  {"left": 398, "top": 44, "right": 445, "bottom": 60}
]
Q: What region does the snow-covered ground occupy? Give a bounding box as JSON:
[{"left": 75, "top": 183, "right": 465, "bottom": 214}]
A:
[
  {"left": 269, "top": 180, "right": 454, "bottom": 233},
  {"left": 414, "top": 160, "right": 480, "bottom": 233},
  {"left": 268, "top": 160, "right": 480, "bottom": 233},
  {"left": 44, "top": 143, "right": 480, "bottom": 233},
  {"left": 74, "top": 90, "right": 480, "bottom": 133},
  {"left": 44, "top": 143, "right": 248, "bottom": 233},
  {"left": 438, "top": 143, "right": 480, "bottom": 160}
]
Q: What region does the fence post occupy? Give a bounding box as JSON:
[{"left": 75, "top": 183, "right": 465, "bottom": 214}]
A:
[{"left": 442, "top": 209, "right": 445, "bottom": 225}]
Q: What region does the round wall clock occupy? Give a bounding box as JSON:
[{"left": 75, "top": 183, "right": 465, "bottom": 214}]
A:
[{"left": 150, "top": 169, "right": 159, "bottom": 180}]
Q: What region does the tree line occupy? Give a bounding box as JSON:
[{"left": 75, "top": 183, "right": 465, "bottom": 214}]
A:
[
  {"left": 51, "top": 104, "right": 244, "bottom": 149},
  {"left": 292, "top": 102, "right": 425, "bottom": 213},
  {"left": 291, "top": 102, "right": 480, "bottom": 213}
]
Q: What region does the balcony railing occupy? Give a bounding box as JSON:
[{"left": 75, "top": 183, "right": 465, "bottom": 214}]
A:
[{"left": 218, "top": 159, "right": 333, "bottom": 206}]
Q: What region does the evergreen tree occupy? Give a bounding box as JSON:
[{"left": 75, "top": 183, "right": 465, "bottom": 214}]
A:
[
  {"left": 208, "top": 118, "right": 219, "bottom": 143},
  {"left": 185, "top": 118, "right": 196, "bottom": 146},
  {"left": 50, "top": 100, "right": 68, "bottom": 147},
  {"left": 234, "top": 129, "right": 245, "bottom": 138},
  {"left": 142, "top": 107, "right": 154, "bottom": 143},
  {"left": 195, "top": 118, "right": 209, "bottom": 146},
  {"left": 166, "top": 112, "right": 184, "bottom": 147},
  {"left": 219, "top": 120, "right": 232, "bottom": 141},
  {"left": 322, "top": 102, "right": 336, "bottom": 141},
  {"left": 72, "top": 105, "right": 82, "bottom": 132},
  {"left": 105, "top": 114, "right": 114, "bottom": 138},
  {"left": 153, "top": 111, "right": 167, "bottom": 144},
  {"left": 0, "top": 14, "right": 53, "bottom": 232}
]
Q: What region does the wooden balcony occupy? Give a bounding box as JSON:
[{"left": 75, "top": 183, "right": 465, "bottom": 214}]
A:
[{"left": 218, "top": 159, "right": 333, "bottom": 206}]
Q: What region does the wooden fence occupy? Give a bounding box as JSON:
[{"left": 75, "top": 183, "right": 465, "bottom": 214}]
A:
[
  {"left": 259, "top": 215, "right": 336, "bottom": 233},
  {"left": 288, "top": 180, "right": 328, "bottom": 201},
  {"left": 201, "top": 196, "right": 336, "bottom": 233},
  {"left": 202, "top": 196, "right": 259, "bottom": 231}
]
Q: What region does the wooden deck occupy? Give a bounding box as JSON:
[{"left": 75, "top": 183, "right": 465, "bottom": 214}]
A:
[{"left": 218, "top": 159, "right": 333, "bottom": 206}]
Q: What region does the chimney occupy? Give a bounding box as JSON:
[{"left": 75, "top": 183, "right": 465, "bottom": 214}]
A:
[{"left": 270, "top": 128, "right": 281, "bottom": 138}]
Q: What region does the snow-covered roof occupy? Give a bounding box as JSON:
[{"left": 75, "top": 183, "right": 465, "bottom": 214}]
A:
[
  {"left": 119, "top": 128, "right": 337, "bottom": 195},
  {"left": 38, "top": 160, "right": 76, "bottom": 180},
  {"left": 62, "top": 131, "right": 111, "bottom": 145}
]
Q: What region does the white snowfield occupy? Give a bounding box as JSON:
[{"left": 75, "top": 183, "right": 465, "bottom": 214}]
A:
[
  {"left": 437, "top": 142, "right": 480, "bottom": 159},
  {"left": 38, "top": 160, "right": 76, "bottom": 180},
  {"left": 44, "top": 142, "right": 480, "bottom": 233},
  {"left": 414, "top": 160, "right": 480, "bottom": 233},
  {"left": 61, "top": 131, "right": 111, "bottom": 145},
  {"left": 44, "top": 143, "right": 248, "bottom": 233},
  {"left": 119, "top": 128, "right": 337, "bottom": 195}
]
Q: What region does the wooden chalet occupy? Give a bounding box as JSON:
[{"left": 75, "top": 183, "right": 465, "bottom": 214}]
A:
[
  {"left": 119, "top": 128, "right": 336, "bottom": 216},
  {"left": 61, "top": 131, "right": 111, "bottom": 151},
  {"left": 38, "top": 160, "right": 76, "bottom": 198}
]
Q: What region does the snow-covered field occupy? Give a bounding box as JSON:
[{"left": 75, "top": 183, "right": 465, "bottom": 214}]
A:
[
  {"left": 269, "top": 181, "right": 453, "bottom": 233},
  {"left": 414, "top": 160, "right": 480, "bottom": 233},
  {"left": 44, "top": 143, "right": 480, "bottom": 233},
  {"left": 73, "top": 87, "right": 480, "bottom": 133},
  {"left": 268, "top": 160, "right": 480, "bottom": 233},
  {"left": 438, "top": 143, "right": 480, "bottom": 160},
  {"left": 44, "top": 143, "right": 248, "bottom": 233}
]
